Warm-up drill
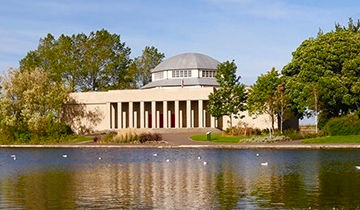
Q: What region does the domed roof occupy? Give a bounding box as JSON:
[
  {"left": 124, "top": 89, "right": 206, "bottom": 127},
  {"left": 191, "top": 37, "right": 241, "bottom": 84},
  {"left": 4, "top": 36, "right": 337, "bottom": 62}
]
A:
[{"left": 152, "top": 53, "right": 220, "bottom": 73}]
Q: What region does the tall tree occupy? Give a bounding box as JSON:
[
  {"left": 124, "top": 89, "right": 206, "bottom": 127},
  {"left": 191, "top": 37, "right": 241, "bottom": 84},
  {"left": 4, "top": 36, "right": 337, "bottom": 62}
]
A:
[
  {"left": 20, "top": 29, "right": 133, "bottom": 91},
  {"left": 134, "top": 46, "right": 165, "bottom": 87},
  {"left": 208, "top": 61, "right": 247, "bottom": 130},
  {"left": 248, "top": 68, "right": 283, "bottom": 132},
  {"left": 282, "top": 18, "right": 360, "bottom": 126},
  {"left": 0, "top": 68, "right": 69, "bottom": 140}
]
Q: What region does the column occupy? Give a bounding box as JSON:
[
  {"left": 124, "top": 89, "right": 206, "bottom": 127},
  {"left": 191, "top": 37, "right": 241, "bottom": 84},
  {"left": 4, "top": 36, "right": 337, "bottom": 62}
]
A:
[
  {"left": 140, "top": 101, "right": 145, "bottom": 128},
  {"left": 211, "top": 115, "right": 215, "bottom": 128},
  {"left": 123, "top": 111, "right": 127, "bottom": 128},
  {"left": 179, "top": 110, "right": 183, "bottom": 128},
  {"left": 145, "top": 111, "right": 149, "bottom": 128},
  {"left": 175, "top": 100, "right": 179, "bottom": 128},
  {"left": 129, "top": 102, "right": 133, "bottom": 128},
  {"left": 134, "top": 111, "right": 137, "bottom": 128},
  {"left": 117, "top": 102, "right": 122, "bottom": 129},
  {"left": 156, "top": 111, "right": 160, "bottom": 128},
  {"left": 111, "top": 103, "right": 116, "bottom": 129},
  {"left": 151, "top": 101, "right": 156, "bottom": 128},
  {"left": 163, "top": 101, "right": 168, "bottom": 128},
  {"left": 198, "top": 100, "right": 203, "bottom": 128},
  {"left": 106, "top": 102, "right": 111, "bottom": 129},
  {"left": 186, "top": 100, "right": 191, "bottom": 128},
  {"left": 203, "top": 110, "right": 206, "bottom": 127},
  {"left": 191, "top": 110, "right": 194, "bottom": 127},
  {"left": 168, "top": 110, "right": 171, "bottom": 128}
]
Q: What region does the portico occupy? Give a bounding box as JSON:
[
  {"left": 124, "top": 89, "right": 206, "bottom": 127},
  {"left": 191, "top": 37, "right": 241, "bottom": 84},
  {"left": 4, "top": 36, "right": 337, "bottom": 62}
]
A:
[{"left": 110, "top": 99, "right": 219, "bottom": 129}]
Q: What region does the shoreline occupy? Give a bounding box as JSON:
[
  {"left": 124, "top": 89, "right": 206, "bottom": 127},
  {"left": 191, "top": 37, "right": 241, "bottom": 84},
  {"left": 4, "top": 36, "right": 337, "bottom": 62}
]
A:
[{"left": 1, "top": 143, "right": 360, "bottom": 149}]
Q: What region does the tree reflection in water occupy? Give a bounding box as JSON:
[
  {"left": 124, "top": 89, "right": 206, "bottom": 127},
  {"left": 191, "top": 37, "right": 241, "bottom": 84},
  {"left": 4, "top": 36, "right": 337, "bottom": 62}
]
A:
[{"left": 1, "top": 149, "right": 360, "bottom": 209}]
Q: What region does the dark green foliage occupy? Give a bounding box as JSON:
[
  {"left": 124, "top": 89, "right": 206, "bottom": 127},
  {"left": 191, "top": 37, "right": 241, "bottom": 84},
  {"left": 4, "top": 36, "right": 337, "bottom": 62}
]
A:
[
  {"left": 101, "top": 131, "right": 117, "bottom": 142},
  {"left": 322, "top": 115, "right": 360, "bottom": 136},
  {"left": 208, "top": 61, "right": 247, "bottom": 128},
  {"left": 248, "top": 68, "right": 290, "bottom": 131},
  {"left": 139, "top": 133, "right": 162, "bottom": 143},
  {"left": 283, "top": 18, "right": 360, "bottom": 122},
  {"left": 283, "top": 129, "right": 319, "bottom": 140},
  {"left": 46, "top": 122, "right": 73, "bottom": 138},
  {"left": 134, "top": 46, "right": 165, "bottom": 87},
  {"left": 20, "top": 30, "right": 134, "bottom": 91},
  {"left": 225, "top": 127, "right": 261, "bottom": 136}
]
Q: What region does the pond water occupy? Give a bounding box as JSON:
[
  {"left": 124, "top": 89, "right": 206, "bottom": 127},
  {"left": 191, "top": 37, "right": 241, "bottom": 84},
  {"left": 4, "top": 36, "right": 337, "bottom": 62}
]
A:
[{"left": 1, "top": 148, "right": 360, "bottom": 209}]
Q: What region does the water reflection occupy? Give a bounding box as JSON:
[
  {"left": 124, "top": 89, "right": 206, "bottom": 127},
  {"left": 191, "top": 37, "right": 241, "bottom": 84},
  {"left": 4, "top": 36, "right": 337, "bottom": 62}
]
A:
[{"left": 1, "top": 149, "right": 360, "bottom": 209}]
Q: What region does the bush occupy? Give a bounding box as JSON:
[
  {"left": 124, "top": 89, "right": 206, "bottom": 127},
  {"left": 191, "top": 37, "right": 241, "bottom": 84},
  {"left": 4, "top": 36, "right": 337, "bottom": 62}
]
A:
[
  {"left": 322, "top": 114, "right": 360, "bottom": 136},
  {"left": 139, "top": 133, "right": 162, "bottom": 143},
  {"left": 283, "top": 129, "right": 319, "bottom": 140},
  {"left": 225, "top": 126, "right": 261, "bottom": 136},
  {"left": 100, "top": 131, "right": 117, "bottom": 142},
  {"left": 46, "top": 122, "right": 73, "bottom": 138}
]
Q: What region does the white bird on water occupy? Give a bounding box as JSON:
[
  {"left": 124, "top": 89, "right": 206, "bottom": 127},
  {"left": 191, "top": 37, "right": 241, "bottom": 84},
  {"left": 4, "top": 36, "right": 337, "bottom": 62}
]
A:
[
  {"left": 256, "top": 153, "right": 259, "bottom": 157},
  {"left": 203, "top": 161, "right": 207, "bottom": 165},
  {"left": 197, "top": 156, "right": 201, "bottom": 160},
  {"left": 98, "top": 157, "right": 102, "bottom": 160},
  {"left": 11, "top": 154, "right": 16, "bottom": 160},
  {"left": 153, "top": 153, "right": 158, "bottom": 157},
  {"left": 62, "top": 154, "right": 68, "bottom": 158},
  {"left": 355, "top": 166, "right": 360, "bottom": 170},
  {"left": 261, "top": 162, "right": 268, "bottom": 166},
  {"left": 166, "top": 159, "right": 170, "bottom": 162}
]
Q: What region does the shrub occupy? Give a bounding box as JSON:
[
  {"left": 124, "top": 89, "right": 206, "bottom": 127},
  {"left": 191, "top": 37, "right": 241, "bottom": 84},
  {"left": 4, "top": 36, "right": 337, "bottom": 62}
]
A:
[
  {"left": 225, "top": 126, "right": 261, "bottom": 136},
  {"left": 139, "top": 133, "right": 163, "bottom": 143},
  {"left": 283, "top": 129, "right": 319, "bottom": 140},
  {"left": 100, "top": 131, "right": 117, "bottom": 142},
  {"left": 322, "top": 114, "right": 360, "bottom": 136}
]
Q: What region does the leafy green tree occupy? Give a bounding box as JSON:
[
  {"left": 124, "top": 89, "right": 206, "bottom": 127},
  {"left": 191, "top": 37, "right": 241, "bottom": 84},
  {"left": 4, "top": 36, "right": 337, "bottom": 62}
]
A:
[
  {"left": 134, "top": 46, "right": 165, "bottom": 87},
  {"left": 0, "top": 68, "right": 69, "bottom": 141},
  {"left": 248, "top": 68, "right": 283, "bottom": 132},
  {"left": 208, "top": 61, "right": 247, "bottom": 129},
  {"left": 20, "top": 29, "right": 133, "bottom": 91},
  {"left": 282, "top": 18, "right": 360, "bottom": 127}
]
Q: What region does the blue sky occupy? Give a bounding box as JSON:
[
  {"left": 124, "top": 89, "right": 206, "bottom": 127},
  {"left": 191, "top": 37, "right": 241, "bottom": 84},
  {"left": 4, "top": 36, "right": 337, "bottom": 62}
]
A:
[{"left": 0, "top": 0, "right": 359, "bottom": 85}]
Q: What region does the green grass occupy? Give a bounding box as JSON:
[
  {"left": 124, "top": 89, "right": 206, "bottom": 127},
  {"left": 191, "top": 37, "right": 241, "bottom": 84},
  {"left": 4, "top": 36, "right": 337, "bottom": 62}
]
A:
[
  {"left": 0, "top": 135, "right": 93, "bottom": 145},
  {"left": 302, "top": 135, "right": 360, "bottom": 143},
  {"left": 191, "top": 133, "right": 248, "bottom": 143}
]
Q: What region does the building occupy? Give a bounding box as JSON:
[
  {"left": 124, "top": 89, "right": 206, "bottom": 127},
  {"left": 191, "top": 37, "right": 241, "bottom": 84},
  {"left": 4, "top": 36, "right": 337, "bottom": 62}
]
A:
[{"left": 65, "top": 53, "right": 276, "bottom": 134}]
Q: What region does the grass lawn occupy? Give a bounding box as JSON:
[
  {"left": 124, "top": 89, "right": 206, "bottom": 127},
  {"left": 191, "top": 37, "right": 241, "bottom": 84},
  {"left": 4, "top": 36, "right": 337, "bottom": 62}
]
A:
[
  {"left": 302, "top": 135, "right": 360, "bottom": 143},
  {"left": 65, "top": 135, "right": 94, "bottom": 144},
  {"left": 191, "top": 133, "right": 248, "bottom": 143}
]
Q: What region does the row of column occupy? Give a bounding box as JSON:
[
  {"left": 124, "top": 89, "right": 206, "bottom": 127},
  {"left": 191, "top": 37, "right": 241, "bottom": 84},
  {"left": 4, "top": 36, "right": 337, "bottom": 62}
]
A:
[{"left": 108, "top": 100, "right": 217, "bottom": 129}]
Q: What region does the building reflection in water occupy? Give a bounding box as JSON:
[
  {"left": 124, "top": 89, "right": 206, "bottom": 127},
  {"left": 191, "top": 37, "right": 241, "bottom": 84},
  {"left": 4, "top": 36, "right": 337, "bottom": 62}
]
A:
[{"left": 1, "top": 149, "right": 360, "bottom": 209}]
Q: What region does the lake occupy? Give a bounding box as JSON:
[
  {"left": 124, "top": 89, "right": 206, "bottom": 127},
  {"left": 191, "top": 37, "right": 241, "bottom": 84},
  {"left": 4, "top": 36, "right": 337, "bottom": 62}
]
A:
[{"left": 1, "top": 148, "right": 360, "bottom": 209}]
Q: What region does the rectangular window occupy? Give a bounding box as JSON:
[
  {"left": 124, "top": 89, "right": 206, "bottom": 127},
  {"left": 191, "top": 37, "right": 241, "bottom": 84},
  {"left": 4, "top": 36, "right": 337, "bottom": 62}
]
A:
[
  {"left": 154, "top": 72, "right": 163, "bottom": 80},
  {"left": 202, "top": 70, "right": 215, "bottom": 78}
]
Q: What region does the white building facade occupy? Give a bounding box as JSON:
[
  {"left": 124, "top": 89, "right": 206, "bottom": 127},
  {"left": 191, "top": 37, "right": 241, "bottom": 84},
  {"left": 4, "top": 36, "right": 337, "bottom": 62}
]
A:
[{"left": 65, "top": 53, "right": 275, "bottom": 134}]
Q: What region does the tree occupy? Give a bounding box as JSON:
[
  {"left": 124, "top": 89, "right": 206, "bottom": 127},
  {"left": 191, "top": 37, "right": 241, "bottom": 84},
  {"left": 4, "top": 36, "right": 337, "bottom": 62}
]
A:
[
  {"left": 134, "top": 46, "right": 165, "bottom": 87},
  {"left": 208, "top": 61, "right": 247, "bottom": 130},
  {"left": 0, "top": 68, "right": 69, "bottom": 141},
  {"left": 282, "top": 18, "right": 360, "bottom": 127},
  {"left": 248, "top": 68, "right": 283, "bottom": 132},
  {"left": 20, "top": 29, "right": 133, "bottom": 91}
]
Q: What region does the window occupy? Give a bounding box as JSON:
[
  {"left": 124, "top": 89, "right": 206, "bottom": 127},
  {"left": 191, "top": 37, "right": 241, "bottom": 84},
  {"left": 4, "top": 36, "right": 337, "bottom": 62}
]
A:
[
  {"left": 172, "top": 70, "right": 192, "bottom": 78},
  {"left": 154, "top": 72, "right": 163, "bottom": 80},
  {"left": 202, "top": 70, "right": 216, "bottom": 78}
]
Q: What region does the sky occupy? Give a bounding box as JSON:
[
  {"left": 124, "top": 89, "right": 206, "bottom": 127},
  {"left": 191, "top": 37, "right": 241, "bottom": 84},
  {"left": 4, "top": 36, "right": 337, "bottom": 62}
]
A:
[{"left": 0, "top": 0, "right": 359, "bottom": 85}]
